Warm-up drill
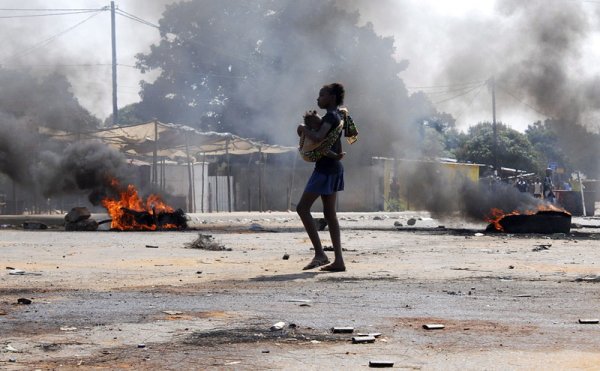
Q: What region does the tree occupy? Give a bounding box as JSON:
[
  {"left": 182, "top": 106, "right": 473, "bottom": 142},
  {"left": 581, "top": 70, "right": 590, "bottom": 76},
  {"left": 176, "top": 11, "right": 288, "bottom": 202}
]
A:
[
  {"left": 104, "top": 103, "right": 149, "bottom": 127},
  {"left": 455, "top": 122, "right": 539, "bottom": 172},
  {"left": 525, "top": 120, "right": 569, "bottom": 173},
  {"left": 133, "top": 0, "right": 436, "bottom": 161},
  {"left": 537, "top": 119, "right": 600, "bottom": 178}
]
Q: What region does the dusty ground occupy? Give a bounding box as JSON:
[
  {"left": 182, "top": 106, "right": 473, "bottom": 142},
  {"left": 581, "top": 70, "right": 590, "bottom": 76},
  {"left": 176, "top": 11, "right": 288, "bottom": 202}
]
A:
[{"left": 2, "top": 211, "right": 600, "bottom": 370}]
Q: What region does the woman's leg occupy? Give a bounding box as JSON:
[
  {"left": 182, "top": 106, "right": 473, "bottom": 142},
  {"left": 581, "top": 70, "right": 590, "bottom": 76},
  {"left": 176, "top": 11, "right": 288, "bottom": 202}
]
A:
[
  {"left": 320, "top": 192, "right": 345, "bottom": 271},
  {"left": 296, "top": 191, "right": 329, "bottom": 268}
]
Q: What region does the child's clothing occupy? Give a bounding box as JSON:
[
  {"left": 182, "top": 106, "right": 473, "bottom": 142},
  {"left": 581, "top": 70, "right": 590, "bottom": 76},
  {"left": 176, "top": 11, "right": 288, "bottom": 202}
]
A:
[{"left": 298, "top": 121, "right": 343, "bottom": 162}]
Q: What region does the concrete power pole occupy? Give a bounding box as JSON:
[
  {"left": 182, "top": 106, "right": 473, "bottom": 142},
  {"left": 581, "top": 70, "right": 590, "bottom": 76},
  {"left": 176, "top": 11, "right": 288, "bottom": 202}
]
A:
[
  {"left": 111, "top": 1, "right": 118, "bottom": 126},
  {"left": 491, "top": 77, "right": 498, "bottom": 173}
]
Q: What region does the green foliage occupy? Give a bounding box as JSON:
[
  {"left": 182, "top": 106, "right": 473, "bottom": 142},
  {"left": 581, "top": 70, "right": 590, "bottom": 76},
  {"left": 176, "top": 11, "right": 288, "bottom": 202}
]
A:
[
  {"left": 535, "top": 118, "right": 600, "bottom": 177},
  {"left": 525, "top": 120, "right": 569, "bottom": 173},
  {"left": 455, "top": 122, "right": 539, "bottom": 172},
  {"left": 104, "top": 103, "right": 149, "bottom": 127}
]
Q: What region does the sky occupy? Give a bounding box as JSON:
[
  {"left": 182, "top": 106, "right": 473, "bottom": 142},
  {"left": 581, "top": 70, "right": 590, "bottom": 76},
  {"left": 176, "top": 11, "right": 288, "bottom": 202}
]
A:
[{"left": 1, "top": 0, "right": 600, "bottom": 132}]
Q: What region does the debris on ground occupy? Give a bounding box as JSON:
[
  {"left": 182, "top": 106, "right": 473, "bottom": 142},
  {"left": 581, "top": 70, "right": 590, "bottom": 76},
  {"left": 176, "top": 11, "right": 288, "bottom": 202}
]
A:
[
  {"left": 22, "top": 221, "right": 48, "bottom": 230},
  {"left": 532, "top": 244, "right": 551, "bottom": 252},
  {"left": 407, "top": 218, "right": 417, "bottom": 226},
  {"left": 369, "top": 360, "right": 394, "bottom": 368},
  {"left": 574, "top": 275, "right": 600, "bottom": 282},
  {"left": 270, "top": 321, "right": 285, "bottom": 331},
  {"left": 249, "top": 223, "right": 264, "bottom": 231},
  {"left": 323, "top": 245, "right": 349, "bottom": 252},
  {"left": 145, "top": 245, "right": 159, "bottom": 248},
  {"left": 59, "top": 326, "right": 77, "bottom": 331},
  {"left": 422, "top": 324, "right": 444, "bottom": 330},
  {"left": 332, "top": 327, "right": 354, "bottom": 333},
  {"left": 7, "top": 268, "right": 25, "bottom": 275},
  {"left": 578, "top": 319, "right": 599, "bottom": 324},
  {"left": 163, "top": 310, "right": 183, "bottom": 315},
  {"left": 184, "top": 233, "right": 231, "bottom": 251},
  {"left": 4, "top": 344, "right": 18, "bottom": 352},
  {"left": 6, "top": 267, "right": 41, "bottom": 276},
  {"left": 17, "top": 298, "right": 32, "bottom": 305},
  {"left": 315, "top": 218, "right": 328, "bottom": 231},
  {"left": 282, "top": 253, "right": 290, "bottom": 260},
  {"left": 352, "top": 335, "right": 376, "bottom": 344},
  {"left": 394, "top": 221, "right": 403, "bottom": 227},
  {"left": 64, "top": 207, "right": 98, "bottom": 231}
]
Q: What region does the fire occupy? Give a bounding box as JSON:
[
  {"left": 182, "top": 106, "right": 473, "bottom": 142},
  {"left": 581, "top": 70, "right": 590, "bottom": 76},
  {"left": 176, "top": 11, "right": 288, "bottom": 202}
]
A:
[
  {"left": 485, "top": 203, "right": 569, "bottom": 232},
  {"left": 101, "top": 181, "right": 176, "bottom": 231}
]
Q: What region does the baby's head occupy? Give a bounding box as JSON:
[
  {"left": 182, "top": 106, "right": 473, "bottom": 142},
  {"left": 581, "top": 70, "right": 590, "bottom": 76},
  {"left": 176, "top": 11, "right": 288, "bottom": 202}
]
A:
[{"left": 303, "top": 110, "right": 322, "bottom": 130}]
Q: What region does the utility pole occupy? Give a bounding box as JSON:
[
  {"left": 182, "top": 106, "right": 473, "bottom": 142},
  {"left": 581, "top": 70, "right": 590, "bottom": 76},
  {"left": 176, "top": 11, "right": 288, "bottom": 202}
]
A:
[
  {"left": 491, "top": 77, "right": 498, "bottom": 173},
  {"left": 111, "top": 1, "right": 118, "bottom": 126}
]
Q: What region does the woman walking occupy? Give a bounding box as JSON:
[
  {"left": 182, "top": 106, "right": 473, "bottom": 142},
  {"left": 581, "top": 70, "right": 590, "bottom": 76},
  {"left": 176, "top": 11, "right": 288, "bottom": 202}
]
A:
[{"left": 296, "top": 82, "right": 347, "bottom": 272}]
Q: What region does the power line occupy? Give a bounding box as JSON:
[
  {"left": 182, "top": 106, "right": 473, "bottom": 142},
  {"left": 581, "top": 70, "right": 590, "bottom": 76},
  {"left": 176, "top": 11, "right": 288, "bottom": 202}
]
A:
[
  {"left": 453, "top": 83, "right": 486, "bottom": 124},
  {"left": 115, "top": 8, "right": 159, "bottom": 28},
  {"left": 0, "top": 9, "right": 104, "bottom": 19},
  {"left": 496, "top": 84, "right": 551, "bottom": 117},
  {"left": 1, "top": 11, "right": 102, "bottom": 64},
  {"left": 406, "top": 80, "right": 485, "bottom": 90},
  {"left": 1, "top": 63, "right": 113, "bottom": 68},
  {"left": 434, "top": 83, "right": 486, "bottom": 105},
  {"left": 0, "top": 8, "right": 105, "bottom": 11},
  {"left": 417, "top": 84, "right": 485, "bottom": 98}
]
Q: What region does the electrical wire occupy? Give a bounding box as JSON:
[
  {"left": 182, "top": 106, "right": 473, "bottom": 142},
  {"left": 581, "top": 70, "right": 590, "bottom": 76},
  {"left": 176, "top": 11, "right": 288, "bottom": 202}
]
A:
[
  {"left": 452, "top": 82, "right": 486, "bottom": 123},
  {"left": 434, "top": 82, "right": 486, "bottom": 105},
  {"left": 496, "top": 84, "right": 551, "bottom": 117},
  {"left": 115, "top": 9, "right": 159, "bottom": 28},
  {"left": 0, "top": 8, "right": 105, "bottom": 11},
  {"left": 406, "top": 80, "right": 485, "bottom": 90},
  {"left": 417, "top": 84, "right": 485, "bottom": 97},
  {"left": 0, "top": 9, "right": 104, "bottom": 19},
  {"left": 1, "top": 11, "right": 102, "bottom": 64}
]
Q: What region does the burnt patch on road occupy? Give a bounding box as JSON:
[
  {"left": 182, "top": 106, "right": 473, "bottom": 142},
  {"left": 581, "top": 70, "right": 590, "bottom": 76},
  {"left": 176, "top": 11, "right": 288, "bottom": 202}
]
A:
[{"left": 184, "top": 325, "right": 347, "bottom": 346}]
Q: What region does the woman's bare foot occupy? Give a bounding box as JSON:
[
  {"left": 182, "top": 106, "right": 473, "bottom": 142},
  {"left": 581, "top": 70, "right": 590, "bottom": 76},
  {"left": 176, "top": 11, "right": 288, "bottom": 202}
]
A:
[
  {"left": 302, "top": 255, "right": 330, "bottom": 270},
  {"left": 320, "top": 262, "right": 346, "bottom": 272}
]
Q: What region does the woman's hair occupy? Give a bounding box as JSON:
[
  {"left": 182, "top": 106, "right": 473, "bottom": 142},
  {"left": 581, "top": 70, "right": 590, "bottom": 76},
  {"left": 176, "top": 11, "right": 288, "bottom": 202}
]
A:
[{"left": 324, "top": 82, "right": 345, "bottom": 105}]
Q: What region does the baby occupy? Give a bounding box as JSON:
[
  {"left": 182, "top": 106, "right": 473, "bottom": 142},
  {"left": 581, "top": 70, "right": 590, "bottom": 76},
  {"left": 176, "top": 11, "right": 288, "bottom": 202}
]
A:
[{"left": 298, "top": 110, "right": 344, "bottom": 162}]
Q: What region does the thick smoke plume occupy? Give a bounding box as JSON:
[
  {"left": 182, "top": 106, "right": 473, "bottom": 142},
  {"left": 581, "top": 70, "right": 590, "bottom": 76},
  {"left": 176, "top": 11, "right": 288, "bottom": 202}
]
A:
[
  {"left": 398, "top": 161, "right": 544, "bottom": 221},
  {"left": 0, "top": 75, "right": 132, "bottom": 205}
]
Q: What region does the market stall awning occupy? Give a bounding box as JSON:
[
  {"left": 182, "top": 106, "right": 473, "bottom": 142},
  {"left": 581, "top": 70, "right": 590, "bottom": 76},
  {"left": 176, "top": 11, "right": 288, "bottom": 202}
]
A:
[{"left": 40, "top": 120, "right": 295, "bottom": 158}]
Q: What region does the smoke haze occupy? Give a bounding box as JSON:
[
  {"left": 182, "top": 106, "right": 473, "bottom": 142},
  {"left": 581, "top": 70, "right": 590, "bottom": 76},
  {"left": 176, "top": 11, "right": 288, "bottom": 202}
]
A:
[{"left": 1, "top": 0, "right": 599, "bottom": 217}]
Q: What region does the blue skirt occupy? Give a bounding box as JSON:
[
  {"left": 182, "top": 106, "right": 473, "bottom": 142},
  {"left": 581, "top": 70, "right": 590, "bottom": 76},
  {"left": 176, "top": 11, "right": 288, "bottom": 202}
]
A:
[{"left": 304, "top": 169, "right": 344, "bottom": 195}]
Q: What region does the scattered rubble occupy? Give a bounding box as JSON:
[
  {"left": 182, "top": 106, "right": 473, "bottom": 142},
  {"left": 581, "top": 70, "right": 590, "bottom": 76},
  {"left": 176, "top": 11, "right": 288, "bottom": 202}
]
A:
[
  {"left": 270, "top": 322, "right": 285, "bottom": 331},
  {"left": 532, "top": 244, "right": 551, "bottom": 252},
  {"left": 422, "top": 324, "right": 444, "bottom": 330},
  {"left": 369, "top": 360, "right": 394, "bottom": 368},
  {"left": 22, "top": 221, "right": 47, "bottom": 230},
  {"left": 332, "top": 327, "right": 354, "bottom": 333},
  {"left": 578, "top": 319, "right": 599, "bottom": 324},
  {"left": 352, "top": 335, "right": 376, "bottom": 344},
  {"left": 184, "top": 233, "right": 231, "bottom": 251}
]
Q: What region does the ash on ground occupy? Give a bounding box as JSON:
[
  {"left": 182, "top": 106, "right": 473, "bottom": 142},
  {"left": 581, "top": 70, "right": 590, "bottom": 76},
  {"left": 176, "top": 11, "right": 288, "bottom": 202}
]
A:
[{"left": 184, "top": 233, "right": 231, "bottom": 251}]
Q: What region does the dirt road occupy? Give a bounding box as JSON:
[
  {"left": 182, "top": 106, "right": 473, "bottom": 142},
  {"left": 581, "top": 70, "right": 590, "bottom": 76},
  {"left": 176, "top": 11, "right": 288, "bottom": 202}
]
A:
[{"left": 2, "top": 211, "right": 600, "bottom": 370}]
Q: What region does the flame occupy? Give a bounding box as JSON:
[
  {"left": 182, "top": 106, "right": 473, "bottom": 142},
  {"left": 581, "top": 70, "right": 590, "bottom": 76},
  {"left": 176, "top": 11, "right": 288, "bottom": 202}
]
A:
[
  {"left": 485, "top": 203, "right": 569, "bottom": 232},
  {"left": 101, "top": 181, "right": 175, "bottom": 231}
]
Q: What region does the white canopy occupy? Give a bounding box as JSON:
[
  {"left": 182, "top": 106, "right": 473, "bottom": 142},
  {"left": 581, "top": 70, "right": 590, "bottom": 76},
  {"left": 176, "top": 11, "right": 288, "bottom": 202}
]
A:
[{"left": 40, "top": 120, "right": 295, "bottom": 159}]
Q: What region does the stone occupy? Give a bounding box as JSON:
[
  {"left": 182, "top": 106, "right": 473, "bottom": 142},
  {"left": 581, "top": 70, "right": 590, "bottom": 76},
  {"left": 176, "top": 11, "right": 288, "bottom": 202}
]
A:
[{"left": 65, "top": 207, "right": 91, "bottom": 223}]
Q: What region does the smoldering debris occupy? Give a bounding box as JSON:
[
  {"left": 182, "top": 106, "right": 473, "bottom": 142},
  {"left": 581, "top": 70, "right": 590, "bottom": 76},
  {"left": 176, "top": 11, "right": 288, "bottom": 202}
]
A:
[
  {"left": 398, "top": 161, "right": 544, "bottom": 221},
  {"left": 184, "top": 233, "right": 231, "bottom": 251}
]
